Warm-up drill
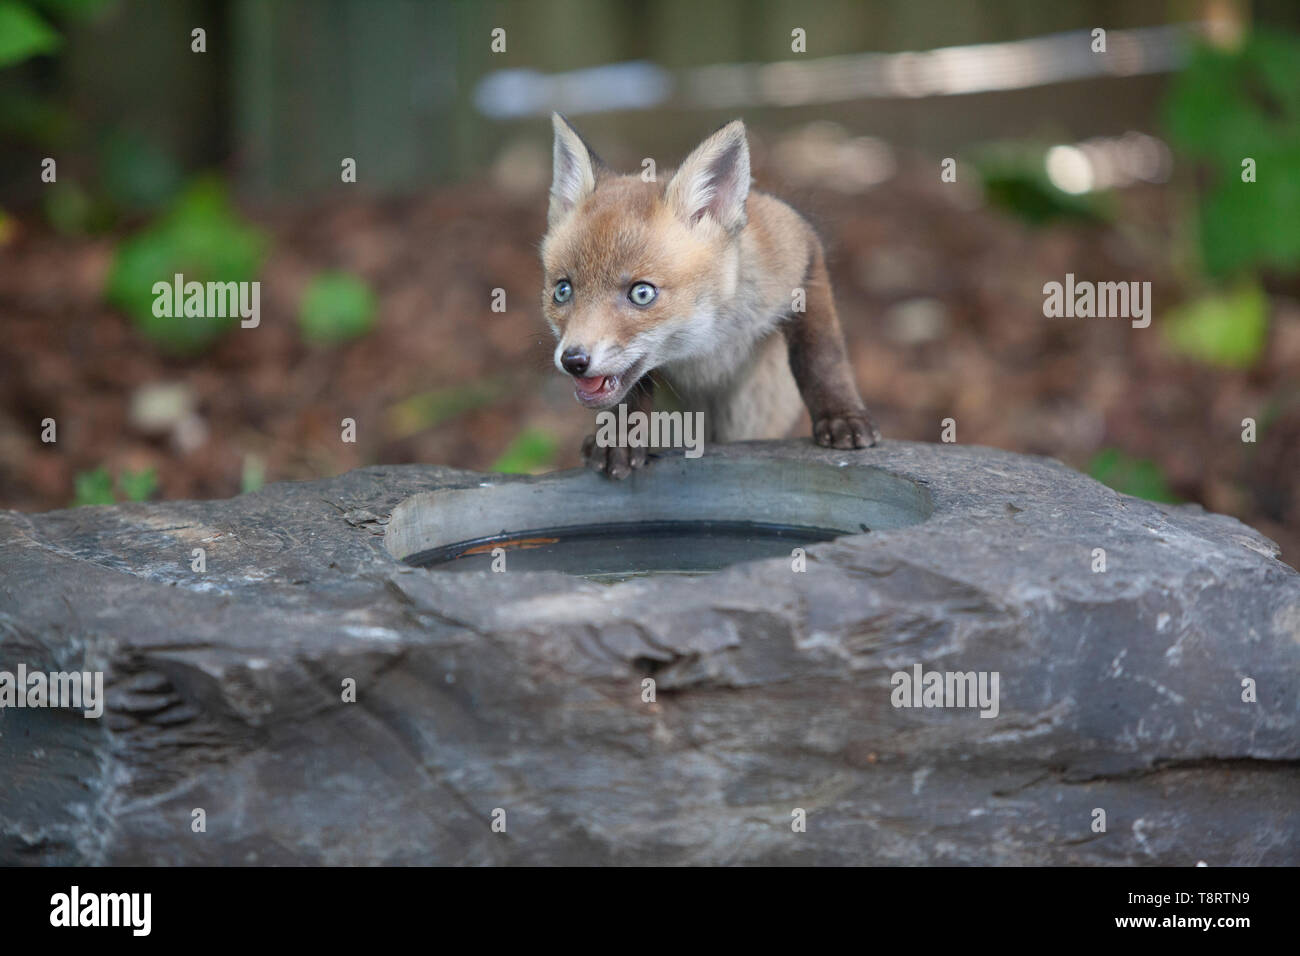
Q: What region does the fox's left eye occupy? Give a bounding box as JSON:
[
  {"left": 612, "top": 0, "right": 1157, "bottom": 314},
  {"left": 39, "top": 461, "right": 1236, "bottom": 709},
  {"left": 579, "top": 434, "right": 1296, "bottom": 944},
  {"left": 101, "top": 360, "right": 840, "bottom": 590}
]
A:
[{"left": 628, "top": 282, "right": 657, "bottom": 306}]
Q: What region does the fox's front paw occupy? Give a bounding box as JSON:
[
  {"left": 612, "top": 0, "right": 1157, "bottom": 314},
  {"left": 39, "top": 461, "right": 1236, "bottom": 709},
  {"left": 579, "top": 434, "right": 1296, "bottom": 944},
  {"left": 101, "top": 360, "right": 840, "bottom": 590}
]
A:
[
  {"left": 813, "top": 409, "right": 880, "bottom": 449},
  {"left": 581, "top": 435, "right": 648, "bottom": 480}
]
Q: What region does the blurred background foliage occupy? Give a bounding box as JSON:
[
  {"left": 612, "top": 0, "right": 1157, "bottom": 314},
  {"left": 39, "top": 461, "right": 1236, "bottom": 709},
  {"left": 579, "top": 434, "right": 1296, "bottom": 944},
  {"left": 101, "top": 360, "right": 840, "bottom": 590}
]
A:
[
  {"left": 71, "top": 463, "right": 156, "bottom": 505},
  {"left": 1165, "top": 28, "right": 1300, "bottom": 277},
  {"left": 105, "top": 177, "right": 268, "bottom": 353},
  {"left": 0, "top": 0, "right": 1298, "bottom": 563}
]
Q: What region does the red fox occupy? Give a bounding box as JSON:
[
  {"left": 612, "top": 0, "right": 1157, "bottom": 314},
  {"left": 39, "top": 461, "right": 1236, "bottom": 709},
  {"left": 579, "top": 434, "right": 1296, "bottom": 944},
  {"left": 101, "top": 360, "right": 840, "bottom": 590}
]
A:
[{"left": 541, "top": 113, "right": 879, "bottom": 478}]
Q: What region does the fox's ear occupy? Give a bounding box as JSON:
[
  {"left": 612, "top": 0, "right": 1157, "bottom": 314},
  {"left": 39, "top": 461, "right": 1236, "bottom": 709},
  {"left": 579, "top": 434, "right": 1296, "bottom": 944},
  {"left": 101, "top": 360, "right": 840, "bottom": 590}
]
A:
[
  {"left": 666, "top": 120, "right": 750, "bottom": 233},
  {"left": 549, "top": 113, "right": 600, "bottom": 227}
]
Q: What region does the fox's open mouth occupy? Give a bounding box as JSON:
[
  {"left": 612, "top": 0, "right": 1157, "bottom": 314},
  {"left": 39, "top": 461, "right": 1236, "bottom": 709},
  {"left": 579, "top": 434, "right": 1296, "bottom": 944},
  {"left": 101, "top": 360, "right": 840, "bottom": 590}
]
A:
[
  {"left": 574, "top": 374, "right": 619, "bottom": 403},
  {"left": 572, "top": 360, "right": 644, "bottom": 408}
]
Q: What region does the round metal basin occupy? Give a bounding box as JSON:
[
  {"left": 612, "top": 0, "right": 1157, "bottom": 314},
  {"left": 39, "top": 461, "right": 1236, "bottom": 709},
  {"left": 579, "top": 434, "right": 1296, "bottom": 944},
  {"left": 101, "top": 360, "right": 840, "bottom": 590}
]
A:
[{"left": 385, "top": 453, "right": 932, "bottom": 583}]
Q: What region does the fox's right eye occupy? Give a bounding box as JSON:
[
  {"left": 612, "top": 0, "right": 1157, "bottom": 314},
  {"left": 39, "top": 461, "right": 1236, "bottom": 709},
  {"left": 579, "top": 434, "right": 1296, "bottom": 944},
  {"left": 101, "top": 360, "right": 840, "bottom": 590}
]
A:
[{"left": 553, "top": 280, "right": 573, "bottom": 304}]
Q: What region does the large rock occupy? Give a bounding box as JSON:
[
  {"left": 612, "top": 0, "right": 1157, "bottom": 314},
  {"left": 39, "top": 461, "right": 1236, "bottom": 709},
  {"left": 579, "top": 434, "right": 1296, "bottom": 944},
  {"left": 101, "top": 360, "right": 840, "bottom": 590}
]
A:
[{"left": 1, "top": 440, "right": 1296, "bottom": 865}]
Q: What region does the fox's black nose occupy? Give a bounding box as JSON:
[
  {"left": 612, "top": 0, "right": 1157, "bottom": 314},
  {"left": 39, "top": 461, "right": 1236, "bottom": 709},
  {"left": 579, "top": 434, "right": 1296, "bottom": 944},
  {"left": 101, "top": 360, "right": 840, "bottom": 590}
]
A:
[{"left": 561, "top": 347, "right": 590, "bottom": 376}]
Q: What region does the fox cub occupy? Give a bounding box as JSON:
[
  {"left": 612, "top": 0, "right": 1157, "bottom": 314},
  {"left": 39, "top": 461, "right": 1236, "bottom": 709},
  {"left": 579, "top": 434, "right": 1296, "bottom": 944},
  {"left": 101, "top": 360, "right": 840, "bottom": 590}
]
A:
[{"left": 541, "top": 113, "right": 879, "bottom": 478}]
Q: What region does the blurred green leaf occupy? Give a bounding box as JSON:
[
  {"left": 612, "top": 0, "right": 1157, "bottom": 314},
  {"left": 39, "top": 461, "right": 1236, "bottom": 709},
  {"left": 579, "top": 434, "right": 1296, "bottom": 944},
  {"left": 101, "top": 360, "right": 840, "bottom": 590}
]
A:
[
  {"left": 491, "top": 428, "right": 559, "bottom": 474},
  {"left": 298, "top": 272, "right": 377, "bottom": 345},
  {"left": 973, "top": 143, "right": 1110, "bottom": 226},
  {"left": 1165, "top": 31, "right": 1300, "bottom": 277},
  {"left": 117, "top": 467, "right": 157, "bottom": 502},
  {"left": 105, "top": 177, "right": 268, "bottom": 354},
  {"left": 1196, "top": 146, "right": 1300, "bottom": 276},
  {"left": 980, "top": 171, "right": 1104, "bottom": 225},
  {"left": 1163, "top": 282, "right": 1268, "bottom": 368},
  {"left": 0, "top": 1, "right": 60, "bottom": 67},
  {"left": 1166, "top": 32, "right": 1300, "bottom": 162},
  {"left": 240, "top": 454, "right": 265, "bottom": 494},
  {"left": 1087, "top": 449, "right": 1180, "bottom": 504},
  {"left": 71, "top": 466, "right": 114, "bottom": 506}
]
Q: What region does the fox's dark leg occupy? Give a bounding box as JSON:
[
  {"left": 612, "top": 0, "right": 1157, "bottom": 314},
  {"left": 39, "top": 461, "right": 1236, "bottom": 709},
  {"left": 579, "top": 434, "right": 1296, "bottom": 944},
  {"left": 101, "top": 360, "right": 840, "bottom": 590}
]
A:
[
  {"left": 582, "top": 376, "right": 655, "bottom": 479},
  {"left": 782, "top": 244, "right": 880, "bottom": 449}
]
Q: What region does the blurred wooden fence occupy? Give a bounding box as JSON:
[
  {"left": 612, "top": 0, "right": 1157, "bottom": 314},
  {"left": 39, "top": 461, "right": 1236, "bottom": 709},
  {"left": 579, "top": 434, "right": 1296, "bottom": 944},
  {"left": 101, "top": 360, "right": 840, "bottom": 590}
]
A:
[{"left": 12, "top": 0, "right": 1296, "bottom": 198}]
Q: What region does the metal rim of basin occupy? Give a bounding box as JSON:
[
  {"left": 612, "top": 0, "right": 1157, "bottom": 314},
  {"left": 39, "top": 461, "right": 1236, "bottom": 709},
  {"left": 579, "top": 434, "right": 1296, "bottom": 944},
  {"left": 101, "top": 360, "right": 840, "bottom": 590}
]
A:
[{"left": 384, "top": 453, "right": 935, "bottom": 577}]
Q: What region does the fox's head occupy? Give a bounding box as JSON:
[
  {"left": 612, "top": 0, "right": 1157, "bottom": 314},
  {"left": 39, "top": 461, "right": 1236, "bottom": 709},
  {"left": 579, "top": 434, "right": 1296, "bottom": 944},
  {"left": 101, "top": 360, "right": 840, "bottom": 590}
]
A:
[{"left": 540, "top": 113, "right": 751, "bottom": 408}]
